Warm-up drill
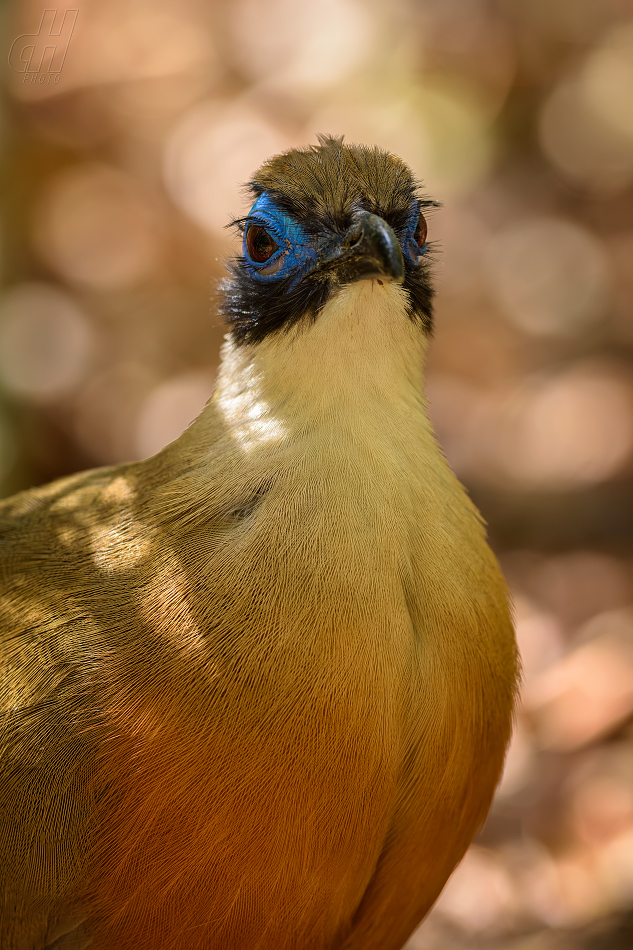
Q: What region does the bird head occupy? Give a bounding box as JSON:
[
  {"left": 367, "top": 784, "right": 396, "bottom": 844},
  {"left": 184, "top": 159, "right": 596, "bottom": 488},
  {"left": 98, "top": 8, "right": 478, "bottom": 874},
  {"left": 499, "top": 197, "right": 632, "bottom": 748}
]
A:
[{"left": 221, "top": 135, "right": 437, "bottom": 346}]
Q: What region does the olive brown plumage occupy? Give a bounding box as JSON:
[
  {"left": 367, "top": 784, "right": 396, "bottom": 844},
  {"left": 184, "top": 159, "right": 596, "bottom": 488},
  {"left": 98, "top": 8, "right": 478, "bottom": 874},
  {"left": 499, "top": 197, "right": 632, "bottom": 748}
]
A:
[{"left": 0, "top": 136, "right": 519, "bottom": 949}]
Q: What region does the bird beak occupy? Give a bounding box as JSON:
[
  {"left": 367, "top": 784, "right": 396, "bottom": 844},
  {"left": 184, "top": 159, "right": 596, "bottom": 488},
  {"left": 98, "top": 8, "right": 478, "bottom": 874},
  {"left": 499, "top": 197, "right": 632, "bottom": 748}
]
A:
[{"left": 315, "top": 212, "right": 405, "bottom": 285}]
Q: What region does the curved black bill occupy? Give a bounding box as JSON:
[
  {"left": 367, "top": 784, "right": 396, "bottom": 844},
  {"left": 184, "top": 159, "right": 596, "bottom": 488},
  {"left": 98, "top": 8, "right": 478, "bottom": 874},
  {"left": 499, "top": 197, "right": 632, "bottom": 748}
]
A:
[{"left": 316, "top": 212, "right": 405, "bottom": 285}]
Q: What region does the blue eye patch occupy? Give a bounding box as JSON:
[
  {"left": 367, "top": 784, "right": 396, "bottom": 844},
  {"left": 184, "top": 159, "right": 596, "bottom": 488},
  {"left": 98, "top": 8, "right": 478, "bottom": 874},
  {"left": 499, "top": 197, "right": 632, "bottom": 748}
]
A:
[{"left": 241, "top": 193, "right": 318, "bottom": 284}]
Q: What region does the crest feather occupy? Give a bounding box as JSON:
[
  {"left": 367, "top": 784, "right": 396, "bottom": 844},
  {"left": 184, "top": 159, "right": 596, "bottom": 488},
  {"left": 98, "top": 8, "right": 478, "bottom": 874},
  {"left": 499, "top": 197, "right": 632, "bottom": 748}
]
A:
[{"left": 248, "top": 135, "right": 431, "bottom": 233}]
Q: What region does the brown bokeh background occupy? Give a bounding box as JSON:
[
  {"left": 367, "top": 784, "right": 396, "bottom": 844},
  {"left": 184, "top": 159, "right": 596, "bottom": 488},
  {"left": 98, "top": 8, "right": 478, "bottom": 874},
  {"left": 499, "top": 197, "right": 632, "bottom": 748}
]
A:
[{"left": 2, "top": 1, "right": 633, "bottom": 948}]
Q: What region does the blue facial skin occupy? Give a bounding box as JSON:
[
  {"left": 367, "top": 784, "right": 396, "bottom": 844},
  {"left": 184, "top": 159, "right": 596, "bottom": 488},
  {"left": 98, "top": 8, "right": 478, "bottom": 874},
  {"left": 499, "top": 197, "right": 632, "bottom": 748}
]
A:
[
  {"left": 241, "top": 194, "right": 318, "bottom": 287},
  {"left": 242, "top": 192, "right": 428, "bottom": 286}
]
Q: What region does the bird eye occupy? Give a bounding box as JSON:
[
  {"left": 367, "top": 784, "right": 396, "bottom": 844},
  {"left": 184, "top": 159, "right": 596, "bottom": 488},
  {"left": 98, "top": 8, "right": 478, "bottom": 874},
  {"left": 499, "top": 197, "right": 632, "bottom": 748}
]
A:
[
  {"left": 413, "top": 212, "right": 427, "bottom": 250},
  {"left": 246, "top": 225, "right": 279, "bottom": 263}
]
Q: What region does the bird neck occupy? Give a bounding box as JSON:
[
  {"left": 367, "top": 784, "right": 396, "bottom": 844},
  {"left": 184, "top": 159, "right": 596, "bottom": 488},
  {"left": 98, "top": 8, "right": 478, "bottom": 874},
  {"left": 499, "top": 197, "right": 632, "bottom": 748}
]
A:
[
  {"left": 150, "top": 281, "right": 436, "bottom": 528},
  {"left": 212, "top": 280, "right": 431, "bottom": 450}
]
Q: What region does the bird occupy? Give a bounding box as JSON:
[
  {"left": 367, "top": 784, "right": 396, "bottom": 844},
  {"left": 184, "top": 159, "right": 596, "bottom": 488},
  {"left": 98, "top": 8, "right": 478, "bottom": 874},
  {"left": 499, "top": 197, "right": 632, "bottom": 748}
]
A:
[{"left": 0, "top": 134, "right": 519, "bottom": 950}]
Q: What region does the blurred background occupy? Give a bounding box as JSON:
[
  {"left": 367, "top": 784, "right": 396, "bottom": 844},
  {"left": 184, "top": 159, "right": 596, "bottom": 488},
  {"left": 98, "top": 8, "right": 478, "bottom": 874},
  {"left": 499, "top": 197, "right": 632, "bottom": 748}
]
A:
[{"left": 2, "top": 0, "right": 633, "bottom": 947}]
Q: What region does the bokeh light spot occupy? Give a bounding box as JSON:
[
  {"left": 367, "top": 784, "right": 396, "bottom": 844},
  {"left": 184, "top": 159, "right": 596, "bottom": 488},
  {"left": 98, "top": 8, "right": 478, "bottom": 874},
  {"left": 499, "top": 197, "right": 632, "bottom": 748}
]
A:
[
  {"left": 0, "top": 283, "right": 93, "bottom": 400},
  {"left": 583, "top": 22, "right": 633, "bottom": 143},
  {"left": 34, "top": 164, "right": 161, "bottom": 289},
  {"left": 539, "top": 75, "right": 633, "bottom": 193},
  {"left": 136, "top": 371, "right": 213, "bottom": 459},
  {"left": 164, "top": 102, "right": 291, "bottom": 237},
  {"left": 517, "top": 366, "right": 633, "bottom": 487},
  {"left": 485, "top": 217, "right": 610, "bottom": 336},
  {"left": 229, "top": 0, "right": 373, "bottom": 91}
]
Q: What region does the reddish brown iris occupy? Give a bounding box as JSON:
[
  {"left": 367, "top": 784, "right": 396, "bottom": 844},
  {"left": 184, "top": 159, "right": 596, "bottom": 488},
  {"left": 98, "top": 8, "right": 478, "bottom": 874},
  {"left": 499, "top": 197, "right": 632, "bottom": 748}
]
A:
[
  {"left": 414, "top": 212, "right": 427, "bottom": 250},
  {"left": 246, "top": 225, "right": 279, "bottom": 263}
]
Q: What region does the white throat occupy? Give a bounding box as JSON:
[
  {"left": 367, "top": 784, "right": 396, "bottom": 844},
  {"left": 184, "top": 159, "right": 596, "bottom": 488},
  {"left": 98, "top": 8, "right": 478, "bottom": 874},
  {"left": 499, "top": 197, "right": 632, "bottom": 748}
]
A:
[{"left": 213, "top": 281, "right": 431, "bottom": 455}]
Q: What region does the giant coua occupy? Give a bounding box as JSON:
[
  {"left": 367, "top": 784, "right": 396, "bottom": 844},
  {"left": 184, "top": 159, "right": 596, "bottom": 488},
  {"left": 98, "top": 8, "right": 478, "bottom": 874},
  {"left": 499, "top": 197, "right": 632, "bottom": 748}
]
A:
[{"left": 0, "top": 135, "right": 519, "bottom": 950}]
